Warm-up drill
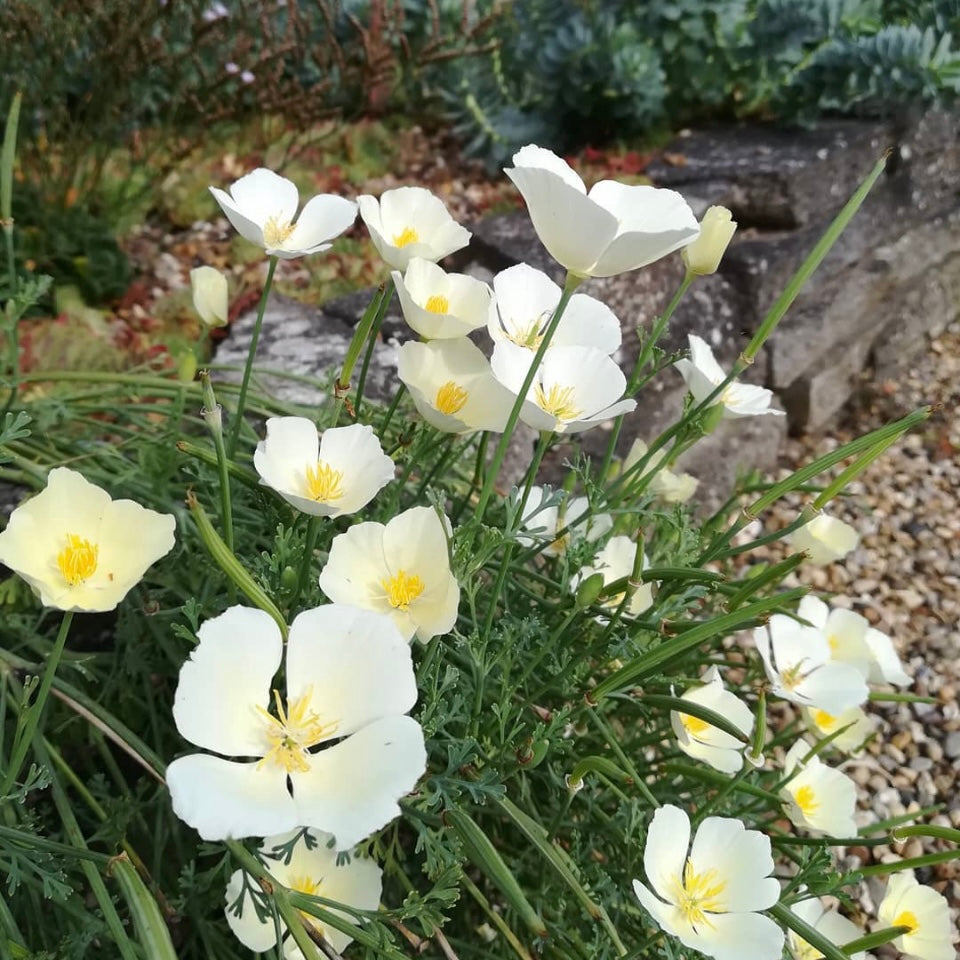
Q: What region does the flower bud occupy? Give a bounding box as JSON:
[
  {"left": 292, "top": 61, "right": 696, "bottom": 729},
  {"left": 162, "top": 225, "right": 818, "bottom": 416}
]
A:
[
  {"left": 190, "top": 265, "right": 229, "bottom": 328},
  {"left": 682, "top": 206, "right": 737, "bottom": 276},
  {"left": 575, "top": 572, "right": 605, "bottom": 608}
]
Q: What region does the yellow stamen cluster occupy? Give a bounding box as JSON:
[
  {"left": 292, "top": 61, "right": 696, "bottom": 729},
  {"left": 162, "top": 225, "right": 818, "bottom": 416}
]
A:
[
  {"left": 290, "top": 874, "right": 321, "bottom": 897},
  {"left": 424, "top": 294, "right": 450, "bottom": 314},
  {"left": 534, "top": 383, "right": 581, "bottom": 421},
  {"left": 680, "top": 713, "right": 710, "bottom": 736},
  {"left": 827, "top": 634, "right": 840, "bottom": 652},
  {"left": 671, "top": 859, "right": 727, "bottom": 927},
  {"left": 256, "top": 689, "right": 335, "bottom": 774},
  {"left": 305, "top": 461, "right": 345, "bottom": 503},
  {"left": 57, "top": 534, "right": 99, "bottom": 586},
  {"left": 794, "top": 784, "right": 819, "bottom": 816},
  {"left": 263, "top": 216, "right": 296, "bottom": 248},
  {"left": 382, "top": 569, "right": 425, "bottom": 610},
  {"left": 893, "top": 910, "right": 918, "bottom": 933},
  {"left": 393, "top": 226, "right": 419, "bottom": 248},
  {"left": 435, "top": 381, "right": 469, "bottom": 416},
  {"left": 780, "top": 663, "right": 806, "bottom": 691},
  {"left": 505, "top": 321, "right": 545, "bottom": 349},
  {"left": 812, "top": 708, "right": 835, "bottom": 731}
]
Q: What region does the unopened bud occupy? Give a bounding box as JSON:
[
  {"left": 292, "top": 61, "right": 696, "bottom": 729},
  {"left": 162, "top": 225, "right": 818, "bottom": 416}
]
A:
[
  {"left": 190, "top": 265, "right": 229, "bottom": 328},
  {"left": 576, "top": 572, "right": 605, "bottom": 608},
  {"left": 682, "top": 205, "right": 737, "bottom": 276}
]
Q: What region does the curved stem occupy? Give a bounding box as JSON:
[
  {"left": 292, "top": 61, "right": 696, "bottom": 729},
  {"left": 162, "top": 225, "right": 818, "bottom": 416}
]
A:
[{"left": 227, "top": 255, "right": 278, "bottom": 457}]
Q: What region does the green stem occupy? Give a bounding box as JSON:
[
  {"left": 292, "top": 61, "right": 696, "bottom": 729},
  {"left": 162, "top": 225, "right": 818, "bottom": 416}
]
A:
[
  {"left": 353, "top": 281, "right": 394, "bottom": 420},
  {"left": 227, "top": 255, "right": 278, "bottom": 457},
  {"left": 201, "top": 372, "right": 233, "bottom": 552},
  {"left": 838, "top": 926, "right": 912, "bottom": 955},
  {"left": 295, "top": 516, "right": 321, "bottom": 607},
  {"left": 473, "top": 273, "right": 581, "bottom": 522},
  {"left": 629, "top": 274, "right": 693, "bottom": 390},
  {"left": 1, "top": 611, "right": 73, "bottom": 797}
]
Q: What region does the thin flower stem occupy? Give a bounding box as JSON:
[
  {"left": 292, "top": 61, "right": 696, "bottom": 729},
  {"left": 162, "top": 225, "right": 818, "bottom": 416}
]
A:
[
  {"left": 295, "top": 516, "right": 322, "bottom": 608},
  {"left": 378, "top": 381, "right": 406, "bottom": 440},
  {"left": 353, "top": 280, "right": 395, "bottom": 420},
  {"left": 838, "top": 926, "right": 912, "bottom": 955},
  {"left": 227, "top": 256, "right": 278, "bottom": 457},
  {"left": 480, "top": 430, "right": 551, "bottom": 640},
  {"left": 585, "top": 707, "right": 659, "bottom": 809},
  {"left": 1, "top": 611, "right": 73, "bottom": 797},
  {"left": 200, "top": 372, "right": 233, "bottom": 553},
  {"left": 629, "top": 274, "right": 694, "bottom": 391},
  {"left": 473, "top": 273, "right": 581, "bottom": 523},
  {"left": 452, "top": 431, "right": 489, "bottom": 523},
  {"left": 460, "top": 873, "right": 535, "bottom": 960}
]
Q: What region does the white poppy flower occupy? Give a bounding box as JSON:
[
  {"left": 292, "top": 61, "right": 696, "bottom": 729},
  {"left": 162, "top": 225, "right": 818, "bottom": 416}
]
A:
[
  {"left": 572, "top": 535, "right": 654, "bottom": 618},
  {"left": 190, "top": 265, "right": 229, "bottom": 327},
  {"left": 254, "top": 418, "right": 394, "bottom": 518},
  {"left": 397, "top": 339, "right": 515, "bottom": 434},
  {"left": 632, "top": 804, "right": 784, "bottom": 960},
  {"left": 790, "top": 512, "right": 859, "bottom": 565},
  {"left": 0, "top": 467, "right": 175, "bottom": 613},
  {"left": 877, "top": 871, "right": 954, "bottom": 960},
  {"left": 674, "top": 334, "right": 784, "bottom": 419},
  {"left": 392, "top": 258, "right": 495, "bottom": 340},
  {"left": 518, "top": 486, "right": 613, "bottom": 557},
  {"left": 753, "top": 612, "right": 868, "bottom": 714},
  {"left": 490, "top": 342, "right": 636, "bottom": 434},
  {"left": 682, "top": 206, "right": 737, "bottom": 277},
  {"left": 786, "top": 896, "right": 865, "bottom": 960},
  {"left": 210, "top": 168, "right": 357, "bottom": 259},
  {"left": 166, "top": 605, "right": 426, "bottom": 848},
  {"left": 489, "top": 263, "right": 621, "bottom": 354},
  {"left": 225, "top": 828, "right": 382, "bottom": 957},
  {"left": 318, "top": 506, "right": 460, "bottom": 642},
  {"left": 864, "top": 626, "right": 912, "bottom": 687},
  {"left": 505, "top": 145, "right": 699, "bottom": 279},
  {"left": 358, "top": 186, "right": 471, "bottom": 271},
  {"left": 670, "top": 667, "right": 754, "bottom": 775},
  {"left": 780, "top": 740, "right": 857, "bottom": 838},
  {"left": 802, "top": 704, "right": 874, "bottom": 754},
  {"left": 623, "top": 439, "right": 698, "bottom": 504},
  {"left": 797, "top": 596, "right": 873, "bottom": 678}
]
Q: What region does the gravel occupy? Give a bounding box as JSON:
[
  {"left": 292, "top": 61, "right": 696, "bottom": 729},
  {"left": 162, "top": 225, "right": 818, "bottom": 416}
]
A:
[{"left": 747, "top": 322, "right": 960, "bottom": 932}]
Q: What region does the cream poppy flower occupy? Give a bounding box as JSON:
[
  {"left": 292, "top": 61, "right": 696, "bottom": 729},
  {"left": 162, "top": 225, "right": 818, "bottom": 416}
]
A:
[
  {"left": 225, "top": 829, "right": 382, "bottom": 957},
  {"left": 0, "top": 467, "right": 175, "bottom": 613},
  {"left": 865, "top": 626, "right": 912, "bottom": 687},
  {"left": 392, "top": 258, "right": 494, "bottom": 340},
  {"left": 753, "top": 612, "right": 868, "bottom": 714},
  {"left": 572, "top": 535, "right": 654, "bottom": 618},
  {"left": 190, "top": 265, "right": 229, "bottom": 327},
  {"left": 780, "top": 740, "right": 857, "bottom": 838},
  {"left": 505, "top": 145, "right": 699, "bottom": 278},
  {"left": 674, "top": 334, "right": 784, "bottom": 419},
  {"left": 877, "top": 871, "right": 954, "bottom": 960},
  {"left": 796, "top": 596, "right": 872, "bottom": 677},
  {"left": 358, "top": 187, "right": 470, "bottom": 271},
  {"left": 632, "top": 804, "right": 784, "bottom": 960},
  {"left": 253, "top": 418, "right": 394, "bottom": 518},
  {"left": 210, "top": 168, "right": 357, "bottom": 259},
  {"left": 790, "top": 512, "right": 859, "bottom": 566},
  {"left": 786, "top": 896, "right": 865, "bottom": 960},
  {"left": 670, "top": 667, "right": 754, "bottom": 775},
  {"left": 166, "top": 604, "right": 426, "bottom": 847},
  {"left": 802, "top": 704, "right": 874, "bottom": 754},
  {"left": 682, "top": 206, "right": 737, "bottom": 277},
  {"left": 623, "top": 439, "right": 698, "bottom": 504},
  {"left": 491, "top": 342, "right": 636, "bottom": 434},
  {"left": 397, "top": 339, "right": 515, "bottom": 434},
  {"left": 318, "top": 506, "right": 459, "bottom": 642},
  {"left": 489, "top": 263, "right": 621, "bottom": 354},
  {"left": 518, "top": 486, "right": 612, "bottom": 558}
]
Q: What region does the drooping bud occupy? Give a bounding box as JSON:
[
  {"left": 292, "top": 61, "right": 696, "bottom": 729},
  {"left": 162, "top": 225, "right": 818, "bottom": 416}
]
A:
[{"left": 682, "top": 206, "right": 737, "bottom": 277}]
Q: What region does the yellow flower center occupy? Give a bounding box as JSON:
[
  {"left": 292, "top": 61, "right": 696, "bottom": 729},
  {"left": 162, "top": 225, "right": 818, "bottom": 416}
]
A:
[
  {"left": 812, "top": 708, "right": 835, "bottom": 731},
  {"left": 680, "top": 713, "right": 710, "bottom": 736},
  {"left": 305, "top": 461, "right": 344, "bottom": 502},
  {"left": 382, "top": 569, "right": 425, "bottom": 610},
  {"left": 781, "top": 662, "right": 806, "bottom": 691},
  {"left": 505, "top": 320, "right": 546, "bottom": 349},
  {"left": 290, "top": 874, "right": 321, "bottom": 897},
  {"left": 393, "top": 226, "right": 419, "bottom": 248},
  {"left": 790, "top": 934, "right": 823, "bottom": 960},
  {"left": 57, "top": 534, "right": 99, "bottom": 586},
  {"left": 263, "top": 216, "right": 296, "bottom": 248},
  {"left": 424, "top": 294, "right": 450, "bottom": 314},
  {"left": 670, "top": 859, "right": 726, "bottom": 927},
  {"left": 794, "top": 784, "right": 819, "bottom": 816},
  {"left": 893, "top": 910, "right": 918, "bottom": 933},
  {"left": 256, "top": 689, "right": 336, "bottom": 774},
  {"left": 827, "top": 634, "right": 840, "bottom": 652},
  {"left": 435, "top": 380, "right": 468, "bottom": 416},
  {"left": 534, "top": 383, "right": 581, "bottom": 421}
]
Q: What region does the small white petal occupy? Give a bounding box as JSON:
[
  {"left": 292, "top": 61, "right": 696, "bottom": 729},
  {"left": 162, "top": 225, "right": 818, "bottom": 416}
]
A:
[{"left": 643, "top": 804, "right": 690, "bottom": 903}]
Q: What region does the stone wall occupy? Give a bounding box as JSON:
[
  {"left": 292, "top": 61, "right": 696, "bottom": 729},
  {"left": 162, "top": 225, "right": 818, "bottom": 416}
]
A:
[{"left": 214, "top": 109, "right": 960, "bottom": 496}]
